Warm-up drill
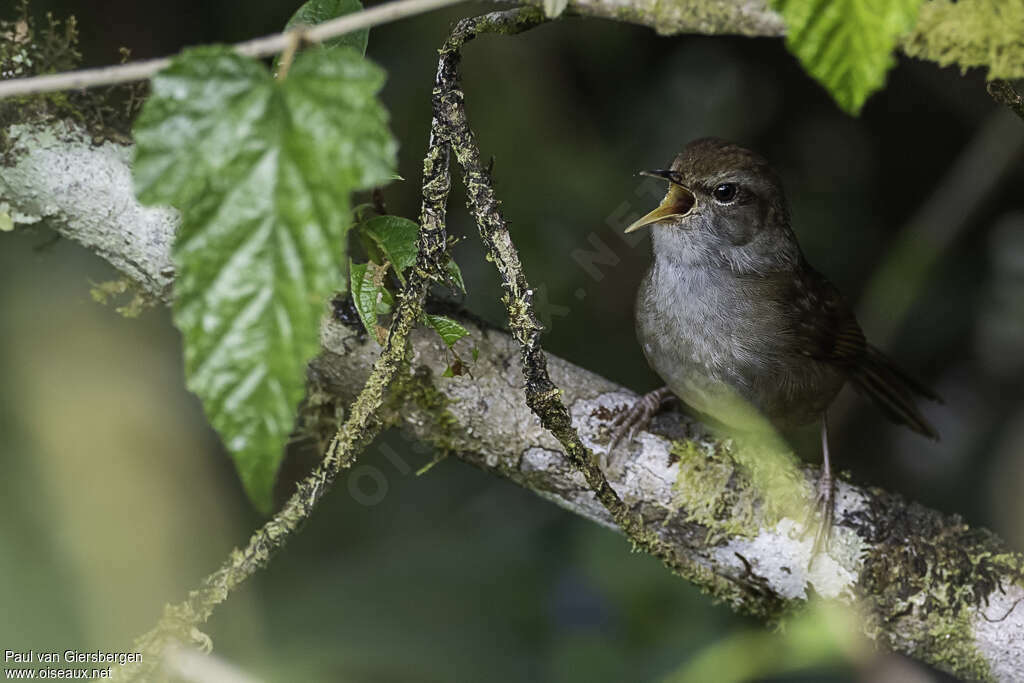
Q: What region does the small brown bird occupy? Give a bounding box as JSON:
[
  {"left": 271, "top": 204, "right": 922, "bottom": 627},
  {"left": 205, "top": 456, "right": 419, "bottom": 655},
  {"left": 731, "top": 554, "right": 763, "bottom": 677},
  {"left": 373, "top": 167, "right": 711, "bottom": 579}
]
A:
[{"left": 613, "top": 138, "right": 940, "bottom": 544}]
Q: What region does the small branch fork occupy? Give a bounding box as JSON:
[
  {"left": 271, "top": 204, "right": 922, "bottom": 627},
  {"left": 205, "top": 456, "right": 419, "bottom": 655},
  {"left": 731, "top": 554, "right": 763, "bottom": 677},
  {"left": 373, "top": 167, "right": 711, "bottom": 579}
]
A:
[{"left": 429, "top": 8, "right": 738, "bottom": 596}]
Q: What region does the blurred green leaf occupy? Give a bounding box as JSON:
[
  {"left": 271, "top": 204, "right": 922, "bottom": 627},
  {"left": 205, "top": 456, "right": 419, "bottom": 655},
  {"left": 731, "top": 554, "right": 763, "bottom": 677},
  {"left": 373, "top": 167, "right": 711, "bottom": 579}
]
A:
[
  {"left": 542, "top": 0, "right": 570, "bottom": 19},
  {"left": 771, "top": 0, "right": 923, "bottom": 114},
  {"left": 276, "top": 0, "right": 369, "bottom": 75},
  {"left": 445, "top": 257, "right": 466, "bottom": 293},
  {"left": 424, "top": 314, "right": 469, "bottom": 348},
  {"left": 663, "top": 601, "right": 863, "bottom": 683},
  {"left": 133, "top": 46, "right": 396, "bottom": 512},
  {"left": 359, "top": 215, "right": 420, "bottom": 283}
]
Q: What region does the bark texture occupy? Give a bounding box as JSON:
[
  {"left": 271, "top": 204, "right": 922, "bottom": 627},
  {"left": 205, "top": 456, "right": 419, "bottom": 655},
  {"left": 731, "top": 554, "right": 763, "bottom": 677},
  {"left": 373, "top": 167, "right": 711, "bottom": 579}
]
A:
[
  {"left": 4, "top": 120, "right": 1024, "bottom": 682},
  {"left": 514, "top": 0, "right": 1024, "bottom": 81}
]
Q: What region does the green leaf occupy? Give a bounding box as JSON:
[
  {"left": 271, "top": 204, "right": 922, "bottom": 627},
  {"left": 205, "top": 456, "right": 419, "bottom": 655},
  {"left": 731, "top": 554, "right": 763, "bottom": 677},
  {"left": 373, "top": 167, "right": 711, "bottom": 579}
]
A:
[
  {"left": 281, "top": 0, "right": 368, "bottom": 59},
  {"left": 377, "top": 286, "right": 394, "bottom": 314},
  {"left": 424, "top": 314, "right": 469, "bottom": 348},
  {"left": 445, "top": 257, "right": 466, "bottom": 293},
  {"left": 133, "top": 46, "right": 396, "bottom": 512},
  {"left": 770, "top": 0, "right": 923, "bottom": 114},
  {"left": 350, "top": 260, "right": 384, "bottom": 339},
  {"left": 358, "top": 215, "right": 419, "bottom": 283}
]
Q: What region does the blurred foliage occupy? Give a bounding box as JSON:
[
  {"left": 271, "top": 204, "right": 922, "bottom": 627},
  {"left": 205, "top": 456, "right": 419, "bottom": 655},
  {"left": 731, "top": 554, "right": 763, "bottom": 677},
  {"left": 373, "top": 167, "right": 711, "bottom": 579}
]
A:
[
  {"left": 663, "top": 602, "right": 866, "bottom": 683},
  {"left": 771, "top": 0, "right": 923, "bottom": 114},
  {"left": 2, "top": 0, "right": 1022, "bottom": 681},
  {"left": 277, "top": 0, "right": 369, "bottom": 63}
]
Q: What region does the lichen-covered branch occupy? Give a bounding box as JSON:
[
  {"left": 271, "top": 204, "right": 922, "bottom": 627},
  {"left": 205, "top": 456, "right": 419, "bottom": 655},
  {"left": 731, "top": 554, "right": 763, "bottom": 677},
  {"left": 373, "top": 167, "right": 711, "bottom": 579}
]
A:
[
  {"left": 989, "top": 80, "right": 1024, "bottom": 122},
  {"left": 508, "top": 0, "right": 1024, "bottom": 81},
  {"left": 314, "top": 306, "right": 1024, "bottom": 683},
  {"left": 5, "top": 111, "right": 1024, "bottom": 683}
]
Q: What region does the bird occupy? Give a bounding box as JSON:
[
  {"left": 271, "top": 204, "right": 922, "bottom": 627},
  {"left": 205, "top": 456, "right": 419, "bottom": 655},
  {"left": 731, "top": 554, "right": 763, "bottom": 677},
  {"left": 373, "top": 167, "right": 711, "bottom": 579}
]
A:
[{"left": 611, "top": 137, "right": 941, "bottom": 549}]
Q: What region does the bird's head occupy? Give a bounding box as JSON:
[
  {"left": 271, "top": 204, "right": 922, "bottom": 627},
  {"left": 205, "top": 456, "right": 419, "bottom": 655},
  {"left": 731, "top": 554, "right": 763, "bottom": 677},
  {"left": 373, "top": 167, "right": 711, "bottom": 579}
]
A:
[{"left": 626, "top": 137, "right": 800, "bottom": 273}]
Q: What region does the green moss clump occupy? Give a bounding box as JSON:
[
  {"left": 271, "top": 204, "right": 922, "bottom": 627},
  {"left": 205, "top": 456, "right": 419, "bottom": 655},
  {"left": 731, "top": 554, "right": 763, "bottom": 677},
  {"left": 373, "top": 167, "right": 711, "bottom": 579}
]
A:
[
  {"left": 903, "top": 0, "right": 1024, "bottom": 80},
  {"left": 89, "top": 277, "right": 155, "bottom": 318},
  {"left": 848, "top": 491, "right": 1024, "bottom": 681},
  {"left": 670, "top": 436, "right": 810, "bottom": 545}
]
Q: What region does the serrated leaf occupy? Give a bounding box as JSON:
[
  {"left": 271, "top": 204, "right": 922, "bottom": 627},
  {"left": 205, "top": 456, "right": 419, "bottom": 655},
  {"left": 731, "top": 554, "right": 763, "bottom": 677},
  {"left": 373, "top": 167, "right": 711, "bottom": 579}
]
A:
[
  {"left": 350, "top": 260, "right": 384, "bottom": 340},
  {"left": 133, "top": 46, "right": 396, "bottom": 513},
  {"left": 359, "top": 215, "right": 419, "bottom": 283},
  {"left": 424, "top": 314, "right": 469, "bottom": 348},
  {"left": 771, "top": 0, "right": 923, "bottom": 114},
  {"left": 277, "top": 0, "right": 369, "bottom": 71}
]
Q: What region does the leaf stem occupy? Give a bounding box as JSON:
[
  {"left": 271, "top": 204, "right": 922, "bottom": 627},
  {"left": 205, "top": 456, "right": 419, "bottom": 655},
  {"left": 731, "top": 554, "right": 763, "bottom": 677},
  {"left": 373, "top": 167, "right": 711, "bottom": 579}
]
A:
[{"left": 274, "top": 29, "right": 305, "bottom": 80}]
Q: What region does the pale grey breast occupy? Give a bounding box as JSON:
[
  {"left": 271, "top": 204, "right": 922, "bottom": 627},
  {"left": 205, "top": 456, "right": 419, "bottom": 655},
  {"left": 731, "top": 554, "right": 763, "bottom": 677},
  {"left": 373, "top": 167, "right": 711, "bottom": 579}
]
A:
[{"left": 636, "top": 258, "right": 845, "bottom": 431}]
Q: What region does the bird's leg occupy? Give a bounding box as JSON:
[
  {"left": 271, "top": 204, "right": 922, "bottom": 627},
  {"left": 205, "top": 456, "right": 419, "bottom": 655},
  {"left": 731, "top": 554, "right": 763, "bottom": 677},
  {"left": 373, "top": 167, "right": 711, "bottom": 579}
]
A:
[
  {"left": 608, "top": 386, "right": 674, "bottom": 452},
  {"left": 811, "top": 414, "right": 835, "bottom": 555}
]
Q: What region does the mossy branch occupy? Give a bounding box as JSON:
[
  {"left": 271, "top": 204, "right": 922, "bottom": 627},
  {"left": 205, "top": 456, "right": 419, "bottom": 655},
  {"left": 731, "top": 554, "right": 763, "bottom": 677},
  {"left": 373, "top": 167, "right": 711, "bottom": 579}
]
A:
[
  {"left": 988, "top": 80, "right": 1024, "bottom": 121},
  {"left": 509, "top": 0, "right": 1024, "bottom": 81},
  {"left": 2, "top": 0, "right": 1021, "bottom": 104}
]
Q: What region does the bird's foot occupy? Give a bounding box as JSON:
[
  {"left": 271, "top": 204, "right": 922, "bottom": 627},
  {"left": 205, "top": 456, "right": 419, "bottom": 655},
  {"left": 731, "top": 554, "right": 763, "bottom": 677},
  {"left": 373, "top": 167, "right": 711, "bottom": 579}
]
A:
[
  {"left": 608, "top": 387, "right": 674, "bottom": 454},
  {"left": 807, "top": 469, "right": 835, "bottom": 557}
]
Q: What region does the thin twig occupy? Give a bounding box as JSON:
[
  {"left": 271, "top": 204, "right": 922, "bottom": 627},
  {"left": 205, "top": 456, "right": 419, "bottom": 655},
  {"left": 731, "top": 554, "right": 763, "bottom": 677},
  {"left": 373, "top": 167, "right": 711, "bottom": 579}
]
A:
[
  {"left": 430, "top": 8, "right": 743, "bottom": 598},
  {"left": 110, "top": 102, "right": 454, "bottom": 683},
  {"left": 988, "top": 80, "right": 1024, "bottom": 121},
  {"left": 0, "top": 0, "right": 464, "bottom": 99}
]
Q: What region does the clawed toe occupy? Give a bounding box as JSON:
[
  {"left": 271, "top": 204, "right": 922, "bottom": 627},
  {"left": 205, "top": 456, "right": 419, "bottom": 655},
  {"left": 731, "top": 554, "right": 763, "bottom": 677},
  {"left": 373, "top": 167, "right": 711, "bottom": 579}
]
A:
[{"left": 606, "top": 387, "right": 673, "bottom": 453}]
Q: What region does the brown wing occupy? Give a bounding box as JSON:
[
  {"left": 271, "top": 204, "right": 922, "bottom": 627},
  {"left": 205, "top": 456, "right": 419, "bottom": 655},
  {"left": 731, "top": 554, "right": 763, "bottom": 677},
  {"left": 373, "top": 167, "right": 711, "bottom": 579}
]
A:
[
  {"left": 789, "top": 268, "right": 866, "bottom": 368},
  {"left": 789, "top": 267, "right": 941, "bottom": 439}
]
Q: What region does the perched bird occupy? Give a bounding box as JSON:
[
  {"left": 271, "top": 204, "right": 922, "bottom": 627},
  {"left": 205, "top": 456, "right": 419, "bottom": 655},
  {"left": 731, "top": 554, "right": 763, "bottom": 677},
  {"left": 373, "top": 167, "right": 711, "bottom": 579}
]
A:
[{"left": 613, "top": 137, "right": 940, "bottom": 545}]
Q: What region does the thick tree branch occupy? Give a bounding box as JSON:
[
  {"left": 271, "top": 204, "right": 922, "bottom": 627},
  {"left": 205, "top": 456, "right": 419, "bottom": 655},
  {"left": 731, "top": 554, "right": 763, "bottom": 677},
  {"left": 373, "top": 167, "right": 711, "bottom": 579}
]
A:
[
  {"left": 4, "top": 119, "right": 1024, "bottom": 683},
  {"left": 518, "top": 0, "right": 1024, "bottom": 82}
]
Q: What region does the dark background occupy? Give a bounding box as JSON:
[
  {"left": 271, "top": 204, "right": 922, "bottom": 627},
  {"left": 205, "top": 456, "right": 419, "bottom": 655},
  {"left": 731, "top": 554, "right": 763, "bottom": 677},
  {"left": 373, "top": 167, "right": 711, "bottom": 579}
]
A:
[{"left": 2, "top": 1, "right": 1022, "bottom": 680}]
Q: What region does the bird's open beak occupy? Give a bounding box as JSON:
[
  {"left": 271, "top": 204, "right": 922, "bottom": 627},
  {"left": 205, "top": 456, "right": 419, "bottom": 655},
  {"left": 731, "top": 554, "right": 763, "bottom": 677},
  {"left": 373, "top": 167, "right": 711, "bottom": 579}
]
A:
[{"left": 624, "top": 170, "right": 697, "bottom": 233}]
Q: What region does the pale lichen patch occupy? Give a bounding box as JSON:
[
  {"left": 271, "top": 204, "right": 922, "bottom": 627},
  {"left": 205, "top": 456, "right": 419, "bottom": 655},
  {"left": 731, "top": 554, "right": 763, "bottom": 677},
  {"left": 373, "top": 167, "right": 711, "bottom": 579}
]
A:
[{"left": 973, "top": 584, "right": 1024, "bottom": 681}]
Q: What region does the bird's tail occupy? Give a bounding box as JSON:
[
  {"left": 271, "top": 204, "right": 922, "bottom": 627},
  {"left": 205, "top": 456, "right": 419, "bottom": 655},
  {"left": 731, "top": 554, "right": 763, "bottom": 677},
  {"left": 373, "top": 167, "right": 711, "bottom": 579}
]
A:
[{"left": 849, "top": 345, "right": 942, "bottom": 439}]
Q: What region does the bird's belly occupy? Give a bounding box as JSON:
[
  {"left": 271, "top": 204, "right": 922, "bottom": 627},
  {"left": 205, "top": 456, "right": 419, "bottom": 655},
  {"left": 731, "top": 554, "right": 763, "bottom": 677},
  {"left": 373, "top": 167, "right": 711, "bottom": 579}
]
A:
[{"left": 637, "top": 274, "right": 844, "bottom": 432}]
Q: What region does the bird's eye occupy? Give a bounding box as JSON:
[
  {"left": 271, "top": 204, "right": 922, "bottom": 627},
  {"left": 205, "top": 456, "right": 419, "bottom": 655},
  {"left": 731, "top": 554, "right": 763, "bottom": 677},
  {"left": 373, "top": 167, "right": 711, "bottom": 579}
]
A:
[{"left": 712, "top": 183, "right": 738, "bottom": 203}]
